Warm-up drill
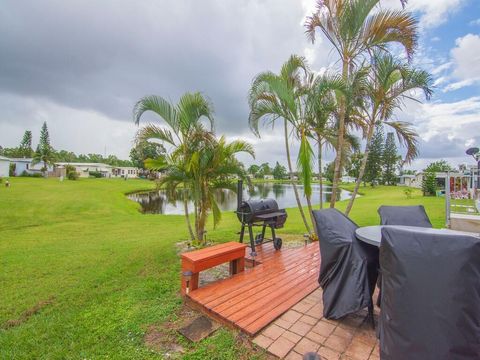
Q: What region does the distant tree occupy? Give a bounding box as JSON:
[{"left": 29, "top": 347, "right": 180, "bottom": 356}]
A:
[
  {"left": 346, "top": 153, "right": 364, "bottom": 180},
  {"left": 19, "top": 131, "right": 33, "bottom": 157},
  {"left": 259, "top": 162, "right": 272, "bottom": 177},
  {"left": 272, "top": 162, "right": 287, "bottom": 180},
  {"left": 129, "top": 141, "right": 165, "bottom": 169},
  {"left": 401, "top": 169, "right": 417, "bottom": 175},
  {"left": 247, "top": 164, "right": 260, "bottom": 177},
  {"left": 0, "top": 147, "right": 24, "bottom": 158},
  {"left": 55, "top": 150, "right": 78, "bottom": 162},
  {"left": 422, "top": 171, "right": 437, "bottom": 196},
  {"left": 32, "top": 122, "right": 55, "bottom": 176},
  {"left": 324, "top": 162, "right": 335, "bottom": 183},
  {"left": 424, "top": 160, "right": 455, "bottom": 173},
  {"left": 383, "top": 132, "right": 400, "bottom": 185},
  {"left": 39, "top": 122, "right": 50, "bottom": 149},
  {"left": 364, "top": 126, "right": 384, "bottom": 186}
]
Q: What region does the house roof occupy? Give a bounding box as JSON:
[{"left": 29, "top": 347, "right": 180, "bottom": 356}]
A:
[
  {"left": 398, "top": 174, "right": 416, "bottom": 178},
  {"left": 0, "top": 155, "right": 10, "bottom": 161},
  {"left": 9, "top": 157, "right": 33, "bottom": 162},
  {"left": 55, "top": 162, "right": 113, "bottom": 168}
]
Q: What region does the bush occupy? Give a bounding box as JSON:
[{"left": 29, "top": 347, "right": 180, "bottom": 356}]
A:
[
  {"left": 422, "top": 171, "right": 437, "bottom": 196},
  {"left": 9, "top": 163, "right": 16, "bottom": 177},
  {"left": 67, "top": 171, "right": 78, "bottom": 180},
  {"left": 89, "top": 171, "right": 102, "bottom": 178},
  {"left": 20, "top": 171, "right": 43, "bottom": 178},
  {"left": 66, "top": 165, "right": 78, "bottom": 180},
  {"left": 404, "top": 187, "right": 413, "bottom": 199}
]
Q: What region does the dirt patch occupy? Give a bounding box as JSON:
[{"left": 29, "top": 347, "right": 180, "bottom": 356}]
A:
[
  {"left": 144, "top": 305, "right": 198, "bottom": 357},
  {"left": 144, "top": 325, "right": 186, "bottom": 358},
  {"left": 144, "top": 305, "right": 274, "bottom": 359},
  {"left": 2, "top": 297, "right": 55, "bottom": 330}
]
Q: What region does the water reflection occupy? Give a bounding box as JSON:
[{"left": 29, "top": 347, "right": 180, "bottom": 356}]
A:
[{"left": 127, "top": 183, "right": 351, "bottom": 215}]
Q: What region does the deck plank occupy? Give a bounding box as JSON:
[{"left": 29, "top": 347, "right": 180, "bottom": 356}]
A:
[{"left": 186, "top": 242, "right": 320, "bottom": 336}]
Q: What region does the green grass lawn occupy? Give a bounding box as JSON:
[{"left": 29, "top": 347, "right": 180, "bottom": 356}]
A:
[{"left": 0, "top": 178, "right": 445, "bottom": 359}]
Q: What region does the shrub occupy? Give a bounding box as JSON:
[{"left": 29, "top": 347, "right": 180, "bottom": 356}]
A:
[
  {"left": 9, "top": 163, "right": 16, "bottom": 177},
  {"left": 89, "top": 171, "right": 102, "bottom": 178},
  {"left": 422, "top": 171, "right": 436, "bottom": 196},
  {"left": 67, "top": 171, "right": 78, "bottom": 180},
  {"left": 404, "top": 187, "right": 413, "bottom": 199},
  {"left": 66, "top": 165, "right": 78, "bottom": 180},
  {"left": 20, "top": 171, "right": 42, "bottom": 178}
]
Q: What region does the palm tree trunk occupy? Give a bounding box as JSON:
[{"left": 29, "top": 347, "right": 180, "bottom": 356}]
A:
[
  {"left": 330, "top": 59, "right": 349, "bottom": 208},
  {"left": 306, "top": 195, "right": 316, "bottom": 236},
  {"left": 183, "top": 189, "right": 195, "bottom": 241},
  {"left": 193, "top": 199, "right": 199, "bottom": 243},
  {"left": 318, "top": 137, "right": 323, "bottom": 209},
  {"left": 345, "top": 122, "right": 375, "bottom": 216},
  {"left": 283, "top": 119, "right": 312, "bottom": 235}
]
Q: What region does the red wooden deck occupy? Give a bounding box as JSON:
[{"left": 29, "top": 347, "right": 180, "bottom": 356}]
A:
[{"left": 186, "top": 242, "right": 320, "bottom": 336}]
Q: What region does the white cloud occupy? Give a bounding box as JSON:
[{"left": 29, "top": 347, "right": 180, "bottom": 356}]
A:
[
  {"left": 450, "top": 33, "right": 480, "bottom": 85},
  {"left": 382, "top": 0, "right": 466, "bottom": 29}
]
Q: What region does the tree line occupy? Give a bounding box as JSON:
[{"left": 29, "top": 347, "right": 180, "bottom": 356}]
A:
[
  {"left": 0, "top": 122, "right": 170, "bottom": 170},
  {"left": 247, "top": 162, "right": 288, "bottom": 179}
]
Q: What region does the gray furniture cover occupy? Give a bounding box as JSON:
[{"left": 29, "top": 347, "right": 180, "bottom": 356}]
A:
[
  {"left": 378, "top": 205, "right": 432, "bottom": 227},
  {"left": 313, "top": 209, "right": 379, "bottom": 319},
  {"left": 379, "top": 227, "right": 480, "bottom": 359}
]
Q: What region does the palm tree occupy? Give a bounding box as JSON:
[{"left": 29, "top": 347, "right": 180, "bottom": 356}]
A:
[
  {"left": 146, "top": 135, "right": 254, "bottom": 243},
  {"left": 248, "top": 55, "right": 314, "bottom": 235},
  {"left": 32, "top": 144, "right": 55, "bottom": 177},
  {"left": 189, "top": 136, "right": 254, "bottom": 241},
  {"left": 344, "top": 52, "right": 433, "bottom": 215},
  {"left": 305, "top": 73, "right": 346, "bottom": 209},
  {"left": 305, "top": 0, "right": 418, "bottom": 208},
  {"left": 133, "top": 92, "right": 214, "bottom": 241}
]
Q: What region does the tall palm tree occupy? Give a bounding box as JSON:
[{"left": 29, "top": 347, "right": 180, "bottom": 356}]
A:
[
  {"left": 248, "top": 55, "right": 314, "bottom": 235},
  {"left": 305, "top": 0, "right": 418, "bottom": 208},
  {"left": 133, "top": 92, "right": 214, "bottom": 241},
  {"left": 344, "top": 52, "right": 433, "bottom": 215}
]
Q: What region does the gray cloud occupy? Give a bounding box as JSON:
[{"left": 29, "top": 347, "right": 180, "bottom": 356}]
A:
[
  {"left": 0, "top": 0, "right": 478, "bottom": 170},
  {"left": 0, "top": 0, "right": 330, "bottom": 138}
]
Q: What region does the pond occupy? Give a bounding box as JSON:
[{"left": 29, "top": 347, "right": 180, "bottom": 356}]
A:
[{"left": 127, "top": 183, "right": 352, "bottom": 215}]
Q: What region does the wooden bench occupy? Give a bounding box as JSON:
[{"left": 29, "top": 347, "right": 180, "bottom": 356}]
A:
[{"left": 181, "top": 242, "right": 247, "bottom": 295}]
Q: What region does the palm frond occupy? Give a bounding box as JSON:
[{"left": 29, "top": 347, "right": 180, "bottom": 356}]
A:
[{"left": 384, "top": 121, "right": 418, "bottom": 163}]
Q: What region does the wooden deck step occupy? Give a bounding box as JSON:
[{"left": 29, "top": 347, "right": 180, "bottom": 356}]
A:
[{"left": 187, "top": 242, "right": 320, "bottom": 336}]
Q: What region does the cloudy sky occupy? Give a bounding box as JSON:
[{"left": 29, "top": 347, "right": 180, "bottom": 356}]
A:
[{"left": 0, "top": 0, "right": 479, "bottom": 170}]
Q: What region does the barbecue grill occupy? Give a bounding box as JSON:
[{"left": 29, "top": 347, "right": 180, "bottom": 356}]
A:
[{"left": 235, "top": 181, "right": 287, "bottom": 257}]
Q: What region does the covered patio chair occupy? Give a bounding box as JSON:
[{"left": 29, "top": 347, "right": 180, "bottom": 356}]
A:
[
  {"left": 378, "top": 205, "right": 432, "bottom": 227},
  {"left": 379, "top": 227, "right": 480, "bottom": 360},
  {"left": 312, "top": 209, "right": 378, "bottom": 320}
]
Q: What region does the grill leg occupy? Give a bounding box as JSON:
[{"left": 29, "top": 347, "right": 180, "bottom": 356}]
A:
[
  {"left": 239, "top": 224, "right": 245, "bottom": 243},
  {"left": 271, "top": 225, "right": 276, "bottom": 240},
  {"left": 248, "top": 224, "right": 256, "bottom": 257},
  {"left": 260, "top": 224, "right": 267, "bottom": 242}
]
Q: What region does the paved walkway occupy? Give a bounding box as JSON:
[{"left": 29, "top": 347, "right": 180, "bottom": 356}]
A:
[{"left": 252, "top": 288, "right": 380, "bottom": 359}]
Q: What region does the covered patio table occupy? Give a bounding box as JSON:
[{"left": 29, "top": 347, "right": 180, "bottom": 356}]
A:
[{"left": 355, "top": 225, "right": 480, "bottom": 246}]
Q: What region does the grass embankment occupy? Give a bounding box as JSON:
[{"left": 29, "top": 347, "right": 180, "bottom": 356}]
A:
[{"left": 0, "top": 178, "right": 445, "bottom": 359}]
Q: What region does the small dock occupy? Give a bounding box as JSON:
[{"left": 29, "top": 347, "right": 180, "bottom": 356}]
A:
[{"left": 186, "top": 242, "right": 320, "bottom": 336}]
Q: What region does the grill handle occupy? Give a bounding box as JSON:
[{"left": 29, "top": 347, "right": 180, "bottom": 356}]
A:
[{"left": 237, "top": 180, "right": 243, "bottom": 210}]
